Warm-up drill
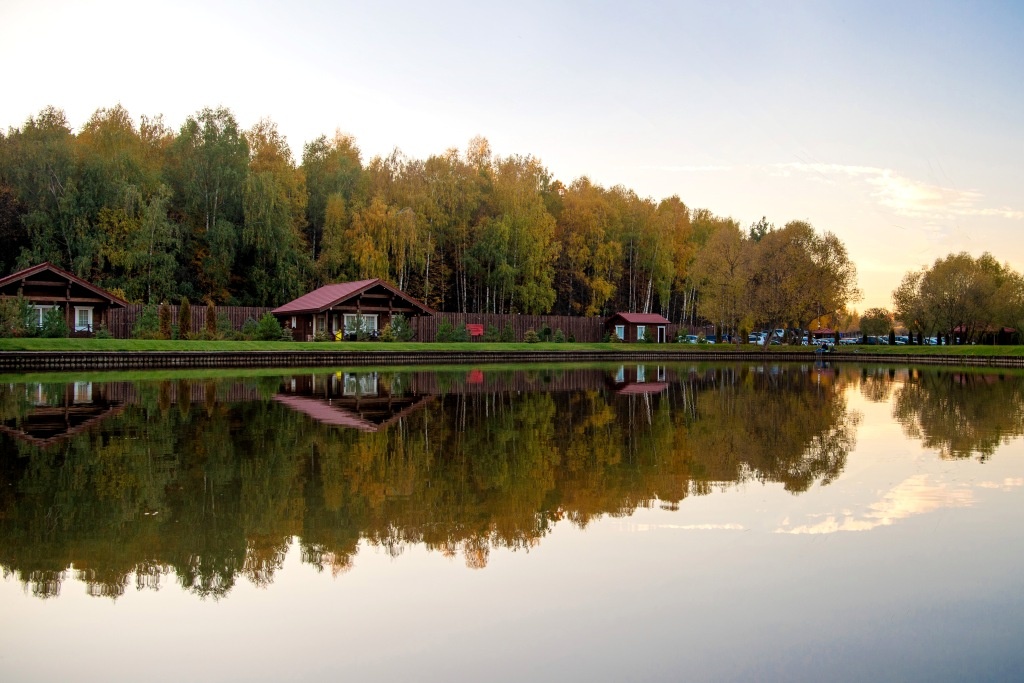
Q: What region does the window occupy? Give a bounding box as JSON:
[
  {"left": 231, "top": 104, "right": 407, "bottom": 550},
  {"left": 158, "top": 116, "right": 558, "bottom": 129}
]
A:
[
  {"left": 32, "top": 305, "right": 56, "bottom": 328},
  {"left": 343, "top": 372, "right": 379, "bottom": 396},
  {"left": 73, "top": 382, "right": 93, "bottom": 404},
  {"left": 637, "top": 325, "right": 646, "bottom": 341},
  {"left": 74, "top": 306, "right": 93, "bottom": 332},
  {"left": 291, "top": 316, "right": 297, "bottom": 329},
  {"left": 614, "top": 325, "right": 625, "bottom": 341},
  {"left": 615, "top": 366, "right": 625, "bottom": 383},
  {"left": 638, "top": 366, "right": 646, "bottom": 382},
  {"left": 344, "top": 314, "right": 378, "bottom": 334}
]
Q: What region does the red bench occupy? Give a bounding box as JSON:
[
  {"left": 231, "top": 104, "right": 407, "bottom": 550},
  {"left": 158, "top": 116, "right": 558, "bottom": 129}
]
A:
[{"left": 465, "top": 324, "right": 485, "bottom": 339}]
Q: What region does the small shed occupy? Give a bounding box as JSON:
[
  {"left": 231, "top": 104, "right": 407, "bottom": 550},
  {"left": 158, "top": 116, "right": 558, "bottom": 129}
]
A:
[
  {"left": 272, "top": 279, "right": 433, "bottom": 341},
  {"left": 606, "top": 312, "right": 671, "bottom": 343},
  {"left": 0, "top": 262, "right": 128, "bottom": 335}
]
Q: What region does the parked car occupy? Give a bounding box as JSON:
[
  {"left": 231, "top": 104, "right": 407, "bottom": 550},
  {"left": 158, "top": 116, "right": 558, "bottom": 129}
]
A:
[{"left": 684, "top": 334, "right": 699, "bottom": 344}]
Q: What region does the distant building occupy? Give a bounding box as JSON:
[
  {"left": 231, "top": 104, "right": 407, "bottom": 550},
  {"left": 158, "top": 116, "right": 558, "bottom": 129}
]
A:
[
  {"left": 605, "top": 312, "right": 671, "bottom": 343},
  {"left": 272, "top": 279, "right": 433, "bottom": 341},
  {"left": 0, "top": 262, "right": 128, "bottom": 335}
]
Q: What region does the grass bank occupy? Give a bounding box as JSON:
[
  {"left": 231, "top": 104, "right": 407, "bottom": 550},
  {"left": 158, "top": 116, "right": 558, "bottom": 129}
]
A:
[{"left": 1, "top": 337, "right": 1023, "bottom": 356}]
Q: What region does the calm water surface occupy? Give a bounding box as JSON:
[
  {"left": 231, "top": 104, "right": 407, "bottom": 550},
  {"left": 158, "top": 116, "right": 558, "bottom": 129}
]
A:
[{"left": 1, "top": 363, "right": 1022, "bottom": 682}]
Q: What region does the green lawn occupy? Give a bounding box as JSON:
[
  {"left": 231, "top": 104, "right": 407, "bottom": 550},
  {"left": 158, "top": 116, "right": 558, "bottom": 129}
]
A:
[{"left": 2, "top": 337, "right": 1023, "bottom": 355}]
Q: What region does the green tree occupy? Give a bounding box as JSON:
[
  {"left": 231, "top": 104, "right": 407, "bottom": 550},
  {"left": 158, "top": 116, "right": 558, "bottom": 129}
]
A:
[{"left": 859, "top": 307, "right": 893, "bottom": 338}]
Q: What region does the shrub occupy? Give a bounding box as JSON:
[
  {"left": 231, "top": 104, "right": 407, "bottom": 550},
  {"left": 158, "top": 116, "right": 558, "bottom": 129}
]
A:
[
  {"left": 379, "top": 323, "right": 395, "bottom": 342},
  {"left": 888, "top": 329, "right": 896, "bottom": 345},
  {"left": 553, "top": 328, "right": 565, "bottom": 343},
  {"left": 568, "top": 333, "right": 575, "bottom": 343},
  {"left": 240, "top": 317, "right": 260, "bottom": 340},
  {"left": 388, "top": 314, "right": 414, "bottom": 341},
  {"left": 540, "top": 324, "right": 552, "bottom": 342},
  {"left": 133, "top": 304, "right": 161, "bottom": 339},
  {"left": 0, "top": 296, "right": 34, "bottom": 337},
  {"left": 178, "top": 297, "right": 192, "bottom": 339},
  {"left": 524, "top": 329, "right": 540, "bottom": 343},
  {"left": 608, "top": 332, "right": 622, "bottom": 343},
  {"left": 217, "top": 312, "right": 235, "bottom": 339},
  {"left": 483, "top": 324, "right": 500, "bottom": 342},
  {"left": 312, "top": 330, "right": 331, "bottom": 342},
  {"left": 435, "top": 320, "right": 456, "bottom": 342},
  {"left": 500, "top": 321, "right": 515, "bottom": 343},
  {"left": 206, "top": 301, "right": 217, "bottom": 336},
  {"left": 256, "top": 313, "right": 284, "bottom": 341},
  {"left": 94, "top": 324, "right": 113, "bottom": 340},
  {"left": 436, "top": 319, "right": 469, "bottom": 342},
  {"left": 158, "top": 303, "right": 172, "bottom": 339},
  {"left": 40, "top": 306, "right": 68, "bottom": 338}
]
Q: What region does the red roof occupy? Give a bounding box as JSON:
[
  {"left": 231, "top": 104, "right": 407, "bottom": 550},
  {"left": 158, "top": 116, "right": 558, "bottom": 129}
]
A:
[
  {"left": 607, "top": 312, "right": 671, "bottom": 325},
  {"left": 0, "top": 262, "right": 128, "bottom": 307},
  {"left": 271, "top": 279, "right": 433, "bottom": 315},
  {"left": 616, "top": 382, "right": 669, "bottom": 395}
]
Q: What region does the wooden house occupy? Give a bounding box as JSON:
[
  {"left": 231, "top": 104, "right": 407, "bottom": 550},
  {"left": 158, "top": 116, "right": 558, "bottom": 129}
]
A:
[
  {"left": 0, "top": 262, "right": 128, "bottom": 335},
  {"left": 605, "top": 312, "right": 671, "bottom": 343},
  {"left": 272, "top": 279, "right": 434, "bottom": 341}
]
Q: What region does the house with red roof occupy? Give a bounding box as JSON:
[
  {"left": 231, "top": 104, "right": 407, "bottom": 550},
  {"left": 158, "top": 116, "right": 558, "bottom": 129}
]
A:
[
  {"left": 605, "top": 312, "right": 671, "bottom": 343},
  {"left": 271, "top": 279, "right": 433, "bottom": 341},
  {"left": 0, "top": 262, "right": 128, "bottom": 335}
]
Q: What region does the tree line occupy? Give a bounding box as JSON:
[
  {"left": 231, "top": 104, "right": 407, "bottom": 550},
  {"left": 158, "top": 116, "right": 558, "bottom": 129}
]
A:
[{"left": 0, "top": 104, "right": 861, "bottom": 333}]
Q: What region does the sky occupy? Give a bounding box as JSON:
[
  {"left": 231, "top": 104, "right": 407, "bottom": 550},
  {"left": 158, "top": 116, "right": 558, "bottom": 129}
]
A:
[{"left": 1, "top": 0, "right": 1022, "bottom": 310}]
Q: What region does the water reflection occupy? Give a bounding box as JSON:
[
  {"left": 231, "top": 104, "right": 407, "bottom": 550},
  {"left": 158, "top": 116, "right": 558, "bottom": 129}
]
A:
[{"left": 0, "top": 363, "right": 1018, "bottom": 600}]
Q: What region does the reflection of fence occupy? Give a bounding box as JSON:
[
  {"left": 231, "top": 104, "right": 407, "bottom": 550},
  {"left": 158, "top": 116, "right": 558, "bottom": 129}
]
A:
[{"left": 108, "top": 305, "right": 273, "bottom": 338}]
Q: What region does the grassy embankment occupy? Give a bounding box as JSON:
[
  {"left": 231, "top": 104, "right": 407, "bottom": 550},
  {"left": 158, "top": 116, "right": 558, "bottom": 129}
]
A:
[{"left": 2, "top": 337, "right": 1023, "bottom": 355}]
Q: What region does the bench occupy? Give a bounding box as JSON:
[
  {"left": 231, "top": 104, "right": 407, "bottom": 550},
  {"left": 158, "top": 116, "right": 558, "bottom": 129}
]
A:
[{"left": 465, "top": 324, "right": 485, "bottom": 339}]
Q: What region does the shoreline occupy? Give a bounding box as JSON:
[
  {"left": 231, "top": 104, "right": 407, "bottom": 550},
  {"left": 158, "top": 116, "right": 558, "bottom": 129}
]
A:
[{"left": 3, "top": 348, "right": 1024, "bottom": 371}]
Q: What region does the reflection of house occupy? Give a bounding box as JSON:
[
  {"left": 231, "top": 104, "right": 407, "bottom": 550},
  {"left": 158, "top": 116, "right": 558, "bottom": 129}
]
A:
[
  {"left": 0, "top": 383, "right": 124, "bottom": 447},
  {"left": 607, "top": 365, "right": 669, "bottom": 395},
  {"left": 272, "top": 279, "right": 433, "bottom": 341},
  {"left": 0, "top": 262, "right": 128, "bottom": 335},
  {"left": 274, "top": 372, "right": 435, "bottom": 432},
  {"left": 606, "top": 312, "right": 670, "bottom": 343}
]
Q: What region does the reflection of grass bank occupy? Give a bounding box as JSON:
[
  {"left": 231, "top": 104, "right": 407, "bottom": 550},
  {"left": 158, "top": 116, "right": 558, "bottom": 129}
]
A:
[{"left": 3, "top": 337, "right": 1024, "bottom": 355}]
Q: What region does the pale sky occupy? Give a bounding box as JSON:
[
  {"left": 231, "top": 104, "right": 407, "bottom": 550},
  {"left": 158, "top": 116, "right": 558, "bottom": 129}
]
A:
[{"left": 2, "top": 0, "right": 1021, "bottom": 310}]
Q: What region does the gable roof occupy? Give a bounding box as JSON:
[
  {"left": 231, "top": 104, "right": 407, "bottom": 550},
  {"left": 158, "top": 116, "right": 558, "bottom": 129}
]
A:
[
  {"left": 271, "top": 278, "right": 434, "bottom": 316},
  {"left": 607, "top": 312, "right": 671, "bottom": 325},
  {"left": 0, "top": 262, "right": 128, "bottom": 307}
]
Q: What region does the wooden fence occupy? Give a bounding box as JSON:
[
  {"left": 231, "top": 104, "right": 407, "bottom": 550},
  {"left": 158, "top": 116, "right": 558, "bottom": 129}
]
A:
[
  {"left": 108, "top": 304, "right": 273, "bottom": 339},
  {"left": 108, "top": 306, "right": 693, "bottom": 342},
  {"left": 413, "top": 312, "right": 686, "bottom": 343},
  {"left": 415, "top": 313, "right": 599, "bottom": 342}
]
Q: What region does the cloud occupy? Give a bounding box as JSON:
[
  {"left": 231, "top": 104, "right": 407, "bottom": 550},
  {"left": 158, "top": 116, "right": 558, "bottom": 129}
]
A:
[
  {"left": 775, "top": 163, "right": 1024, "bottom": 222},
  {"left": 774, "top": 473, "right": 974, "bottom": 535}
]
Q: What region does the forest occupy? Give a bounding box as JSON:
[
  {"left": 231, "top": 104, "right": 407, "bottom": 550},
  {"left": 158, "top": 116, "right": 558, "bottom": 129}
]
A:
[{"left": 0, "top": 105, "right": 861, "bottom": 333}]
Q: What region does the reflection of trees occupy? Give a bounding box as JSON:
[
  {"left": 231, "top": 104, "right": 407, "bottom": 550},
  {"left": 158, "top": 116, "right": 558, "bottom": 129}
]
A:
[
  {"left": 0, "top": 364, "right": 860, "bottom": 599},
  {"left": 892, "top": 369, "right": 1024, "bottom": 460}
]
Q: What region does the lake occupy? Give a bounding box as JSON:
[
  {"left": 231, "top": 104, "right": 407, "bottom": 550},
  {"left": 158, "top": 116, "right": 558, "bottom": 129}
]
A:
[{"left": 1, "top": 362, "right": 1022, "bottom": 682}]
